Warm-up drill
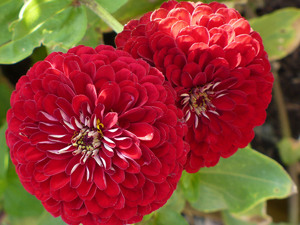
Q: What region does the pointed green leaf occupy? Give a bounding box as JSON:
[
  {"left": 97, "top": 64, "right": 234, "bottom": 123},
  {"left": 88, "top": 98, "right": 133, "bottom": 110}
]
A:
[
  {"left": 36, "top": 210, "right": 65, "bottom": 225},
  {"left": 95, "top": 0, "right": 128, "bottom": 13},
  {"left": 152, "top": 208, "right": 189, "bottom": 225},
  {"left": 223, "top": 210, "right": 258, "bottom": 225},
  {"left": 250, "top": 8, "right": 300, "bottom": 61},
  {"left": 190, "top": 147, "right": 296, "bottom": 213},
  {"left": 180, "top": 170, "right": 201, "bottom": 202},
  {"left": 0, "top": 123, "right": 9, "bottom": 198},
  {"left": 163, "top": 188, "right": 185, "bottom": 213},
  {"left": 222, "top": 202, "right": 271, "bottom": 225},
  {"left": 0, "top": 0, "right": 23, "bottom": 45},
  {"left": 0, "top": 123, "right": 9, "bottom": 179},
  {"left": 78, "top": 9, "right": 104, "bottom": 47},
  {"left": 0, "top": 0, "right": 87, "bottom": 64}
]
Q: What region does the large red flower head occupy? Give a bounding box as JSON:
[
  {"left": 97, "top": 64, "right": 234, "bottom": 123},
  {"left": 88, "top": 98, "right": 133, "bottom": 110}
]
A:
[
  {"left": 116, "top": 0, "right": 274, "bottom": 172},
  {"left": 6, "top": 45, "right": 188, "bottom": 225}
]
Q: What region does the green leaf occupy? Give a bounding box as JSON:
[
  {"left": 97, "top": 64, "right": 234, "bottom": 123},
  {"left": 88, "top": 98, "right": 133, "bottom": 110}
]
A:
[
  {"left": 190, "top": 147, "right": 296, "bottom": 213},
  {"left": 0, "top": 0, "right": 87, "bottom": 64},
  {"left": 35, "top": 210, "right": 65, "bottom": 225},
  {"left": 0, "top": 123, "right": 9, "bottom": 179},
  {"left": 180, "top": 170, "right": 201, "bottom": 202},
  {"left": 136, "top": 188, "right": 186, "bottom": 225},
  {"left": 113, "top": 0, "right": 165, "bottom": 25},
  {"left": 0, "top": 0, "right": 23, "bottom": 45},
  {"left": 223, "top": 210, "right": 257, "bottom": 225},
  {"left": 0, "top": 123, "right": 9, "bottom": 198},
  {"left": 152, "top": 208, "right": 189, "bottom": 225},
  {"left": 78, "top": 8, "right": 104, "bottom": 47},
  {"left": 3, "top": 210, "right": 66, "bottom": 225},
  {"left": 3, "top": 174, "right": 44, "bottom": 218},
  {"left": 250, "top": 8, "right": 300, "bottom": 61},
  {"left": 95, "top": 0, "right": 128, "bottom": 13},
  {"left": 222, "top": 202, "right": 271, "bottom": 225},
  {"left": 163, "top": 188, "right": 185, "bottom": 213}
]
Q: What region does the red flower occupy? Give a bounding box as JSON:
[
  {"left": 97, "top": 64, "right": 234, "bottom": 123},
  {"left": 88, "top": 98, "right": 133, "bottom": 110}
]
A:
[
  {"left": 116, "top": 0, "right": 274, "bottom": 172},
  {"left": 6, "top": 45, "right": 188, "bottom": 225}
]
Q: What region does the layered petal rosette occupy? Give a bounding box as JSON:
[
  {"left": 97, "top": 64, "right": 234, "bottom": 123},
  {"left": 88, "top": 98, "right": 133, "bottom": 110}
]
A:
[
  {"left": 116, "top": 0, "right": 274, "bottom": 172},
  {"left": 6, "top": 45, "right": 188, "bottom": 225}
]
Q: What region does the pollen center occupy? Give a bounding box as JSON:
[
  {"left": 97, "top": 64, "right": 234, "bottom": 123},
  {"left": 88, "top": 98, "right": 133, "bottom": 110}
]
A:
[
  {"left": 189, "top": 88, "right": 211, "bottom": 115},
  {"left": 181, "top": 83, "right": 214, "bottom": 115},
  {"left": 181, "top": 83, "right": 219, "bottom": 127},
  {"left": 72, "top": 128, "right": 101, "bottom": 151},
  {"left": 71, "top": 119, "right": 104, "bottom": 163}
]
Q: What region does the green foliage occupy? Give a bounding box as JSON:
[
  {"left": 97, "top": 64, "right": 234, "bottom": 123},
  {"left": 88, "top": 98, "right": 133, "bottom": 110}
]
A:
[
  {"left": 0, "top": 1, "right": 298, "bottom": 225},
  {"left": 113, "top": 0, "right": 166, "bottom": 26},
  {"left": 250, "top": 8, "right": 300, "bottom": 61},
  {"left": 0, "top": 80, "right": 12, "bottom": 125},
  {"left": 0, "top": 0, "right": 23, "bottom": 45},
  {"left": 186, "top": 147, "right": 295, "bottom": 213},
  {"left": 180, "top": 170, "right": 201, "bottom": 202},
  {"left": 278, "top": 138, "right": 300, "bottom": 165},
  {"left": 151, "top": 208, "right": 189, "bottom": 225},
  {"left": 222, "top": 203, "right": 271, "bottom": 225},
  {"left": 3, "top": 178, "right": 44, "bottom": 217},
  {"left": 141, "top": 147, "right": 295, "bottom": 225},
  {"left": 0, "top": 0, "right": 87, "bottom": 63},
  {"left": 0, "top": 123, "right": 9, "bottom": 198},
  {"left": 78, "top": 8, "right": 104, "bottom": 47},
  {"left": 95, "top": 0, "right": 128, "bottom": 13}
]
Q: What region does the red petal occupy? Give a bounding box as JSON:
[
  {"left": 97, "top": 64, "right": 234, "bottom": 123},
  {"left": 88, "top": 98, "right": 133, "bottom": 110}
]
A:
[
  {"left": 72, "top": 95, "right": 92, "bottom": 115},
  {"left": 103, "top": 112, "right": 118, "bottom": 129},
  {"left": 97, "top": 82, "right": 120, "bottom": 110},
  {"left": 128, "top": 123, "right": 154, "bottom": 141},
  {"left": 44, "top": 160, "right": 67, "bottom": 175},
  {"left": 93, "top": 166, "right": 107, "bottom": 190},
  {"left": 70, "top": 164, "right": 86, "bottom": 188},
  {"left": 95, "top": 65, "right": 116, "bottom": 84},
  {"left": 85, "top": 198, "right": 103, "bottom": 214},
  {"left": 232, "top": 18, "right": 250, "bottom": 35},
  {"left": 95, "top": 191, "right": 118, "bottom": 208},
  {"left": 110, "top": 167, "right": 125, "bottom": 183},
  {"left": 168, "top": 7, "right": 191, "bottom": 24},
  {"left": 77, "top": 179, "right": 94, "bottom": 197},
  {"left": 105, "top": 176, "right": 120, "bottom": 197},
  {"left": 113, "top": 153, "right": 129, "bottom": 170},
  {"left": 121, "top": 173, "right": 138, "bottom": 188},
  {"left": 59, "top": 185, "right": 77, "bottom": 202},
  {"left": 115, "top": 205, "right": 137, "bottom": 220},
  {"left": 42, "top": 94, "right": 58, "bottom": 115},
  {"left": 119, "top": 143, "right": 142, "bottom": 159},
  {"left": 142, "top": 82, "right": 159, "bottom": 103},
  {"left": 50, "top": 173, "right": 69, "bottom": 191},
  {"left": 213, "top": 96, "right": 236, "bottom": 111}
]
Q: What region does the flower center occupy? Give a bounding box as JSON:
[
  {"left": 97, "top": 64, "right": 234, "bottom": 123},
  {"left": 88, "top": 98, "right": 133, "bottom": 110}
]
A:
[
  {"left": 181, "top": 83, "right": 218, "bottom": 127},
  {"left": 71, "top": 119, "right": 104, "bottom": 163},
  {"left": 189, "top": 89, "right": 211, "bottom": 116}
]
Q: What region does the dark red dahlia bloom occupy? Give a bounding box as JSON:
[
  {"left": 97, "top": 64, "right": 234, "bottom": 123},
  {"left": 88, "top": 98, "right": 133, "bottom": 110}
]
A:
[
  {"left": 116, "top": 0, "right": 274, "bottom": 172},
  {"left": 6, "top": 45, "right": 188, "bottom": 225}
]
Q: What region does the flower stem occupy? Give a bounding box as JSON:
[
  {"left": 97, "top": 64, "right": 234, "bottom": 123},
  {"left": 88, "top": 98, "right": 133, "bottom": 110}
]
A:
[
  {"left": 272, "top": 62, "right": 298, "bottom": 225},
  {"left": 79, "top": 0, "right": 124, "bottom": 33}
]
